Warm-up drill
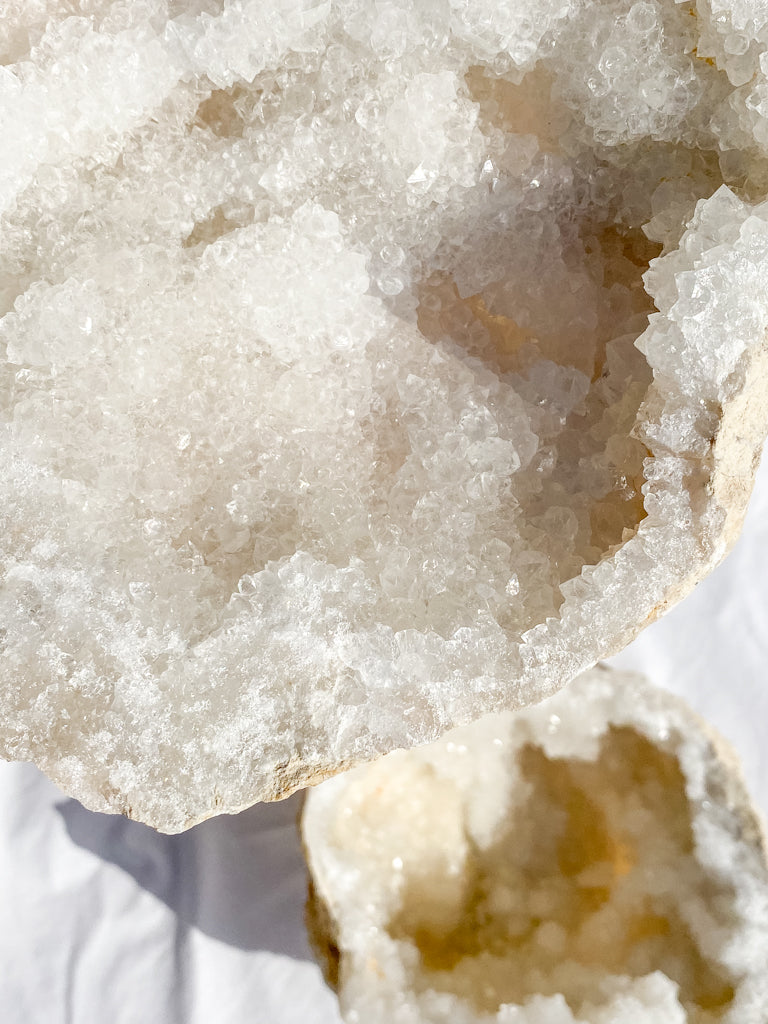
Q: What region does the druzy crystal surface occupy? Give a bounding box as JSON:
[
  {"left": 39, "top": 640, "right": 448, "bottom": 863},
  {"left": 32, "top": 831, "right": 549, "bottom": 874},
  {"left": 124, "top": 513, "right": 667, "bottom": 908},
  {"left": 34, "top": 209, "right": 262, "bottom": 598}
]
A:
[
  {"left": 2, "top": 1, "right": 768, "bottom": 829},
  {"left": 303, "top": 668, "right": 768, "bottom": 1023}
]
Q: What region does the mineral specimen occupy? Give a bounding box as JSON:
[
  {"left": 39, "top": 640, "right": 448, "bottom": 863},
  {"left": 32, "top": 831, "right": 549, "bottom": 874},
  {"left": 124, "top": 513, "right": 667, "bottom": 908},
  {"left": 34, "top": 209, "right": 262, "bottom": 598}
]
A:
[
  {"left": 302, "top": 666, "right": 768, "bottom": 1023},
  {"left": 2, "top": 1, "right": 768, "bottom": 830}
]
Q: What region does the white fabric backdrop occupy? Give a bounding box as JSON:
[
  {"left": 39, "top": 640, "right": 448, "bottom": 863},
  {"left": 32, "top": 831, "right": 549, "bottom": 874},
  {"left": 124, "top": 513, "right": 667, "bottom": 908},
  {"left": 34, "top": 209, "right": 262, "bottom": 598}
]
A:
[{"left": 2, "top": 452, "right": 767, "bottom": 1024}]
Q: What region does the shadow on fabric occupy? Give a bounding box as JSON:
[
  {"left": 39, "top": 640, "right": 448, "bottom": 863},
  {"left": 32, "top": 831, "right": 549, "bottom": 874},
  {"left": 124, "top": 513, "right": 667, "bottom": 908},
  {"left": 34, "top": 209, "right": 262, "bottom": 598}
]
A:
[{"left": 56, "top": 791, "right": 313, "bottom": 958}]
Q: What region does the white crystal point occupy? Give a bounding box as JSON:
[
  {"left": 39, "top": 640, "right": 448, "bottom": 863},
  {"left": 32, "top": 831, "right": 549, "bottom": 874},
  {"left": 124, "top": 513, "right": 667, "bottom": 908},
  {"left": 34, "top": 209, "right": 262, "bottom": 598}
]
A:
[
  {"left": 2, "top": 2, "right": 768, "bottom": 831},
  {"left": 302, "top": 666, "right": 768, "bottom": 1023}
]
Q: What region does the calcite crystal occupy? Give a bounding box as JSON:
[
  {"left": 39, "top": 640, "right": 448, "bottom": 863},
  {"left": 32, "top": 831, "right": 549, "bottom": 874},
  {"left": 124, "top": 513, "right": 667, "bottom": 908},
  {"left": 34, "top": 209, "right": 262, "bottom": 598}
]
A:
[
  {"left": 302, "top": 666, "right": 768, "bottom": 1024},
  {"left": 2, "top": 2, "right": 768, "bottom": 830}
]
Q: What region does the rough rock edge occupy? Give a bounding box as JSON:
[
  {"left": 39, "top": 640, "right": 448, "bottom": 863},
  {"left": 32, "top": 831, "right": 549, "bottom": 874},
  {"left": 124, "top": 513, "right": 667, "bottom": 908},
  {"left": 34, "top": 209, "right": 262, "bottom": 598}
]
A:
[
  {"left": 306, "top": 875, "right": 342, "bottom": 993},
  {"left": 86, "top": 756, "right": 356, "bottom": 834},
  {"left": 301, "top": 668, "right": 768, "bottom": 1009},
  {"left": 633, "top": 337, "right": 768, "bottom": 634}
]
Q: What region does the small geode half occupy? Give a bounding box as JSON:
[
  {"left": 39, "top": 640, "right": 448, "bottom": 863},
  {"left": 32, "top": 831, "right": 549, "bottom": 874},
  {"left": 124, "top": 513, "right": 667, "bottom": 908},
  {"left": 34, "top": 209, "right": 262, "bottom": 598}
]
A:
[{"left": 302, "top": 666, "right": 768, "bottom": 1023}]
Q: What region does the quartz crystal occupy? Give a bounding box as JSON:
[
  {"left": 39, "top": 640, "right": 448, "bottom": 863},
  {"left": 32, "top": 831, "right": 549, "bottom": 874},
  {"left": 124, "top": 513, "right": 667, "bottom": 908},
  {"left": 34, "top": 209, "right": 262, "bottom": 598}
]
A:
[
  {"left": 302, "top": 666, "right": 768, "bottom": 1024},
  {"left": 2, "top": 1, "right": 768, "bottom": 830}
]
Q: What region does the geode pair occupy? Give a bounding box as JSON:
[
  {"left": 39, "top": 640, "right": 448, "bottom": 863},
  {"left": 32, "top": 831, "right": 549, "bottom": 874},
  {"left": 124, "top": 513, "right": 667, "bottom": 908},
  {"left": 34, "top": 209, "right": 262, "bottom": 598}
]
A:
[{"left": 3, "top": 0, "right": 768, "bottom": 1020}]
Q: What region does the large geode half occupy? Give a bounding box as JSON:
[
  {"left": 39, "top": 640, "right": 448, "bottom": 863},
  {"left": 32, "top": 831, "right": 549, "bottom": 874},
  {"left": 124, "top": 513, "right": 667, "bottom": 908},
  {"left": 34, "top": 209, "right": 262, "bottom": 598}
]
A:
[{"left": 2, "top": 1, "right": 768, "bottom": 830}]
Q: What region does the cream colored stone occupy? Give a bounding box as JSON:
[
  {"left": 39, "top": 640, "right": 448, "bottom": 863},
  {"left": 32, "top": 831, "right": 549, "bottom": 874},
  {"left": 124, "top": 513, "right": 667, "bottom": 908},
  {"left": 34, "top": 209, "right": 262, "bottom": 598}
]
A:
[{"left": 303, "top": 666, "right": 768, "bottom": 1023}]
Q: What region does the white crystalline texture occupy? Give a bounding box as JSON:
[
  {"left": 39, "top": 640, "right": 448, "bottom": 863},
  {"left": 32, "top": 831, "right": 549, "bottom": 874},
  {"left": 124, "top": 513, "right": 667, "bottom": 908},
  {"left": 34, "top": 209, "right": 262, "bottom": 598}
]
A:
[
  {"left": 302, "top": 667, "right": 768, "bottom": 1024},
  {"left": 2, "top": 1, "right": 768, "bottom": 830}
]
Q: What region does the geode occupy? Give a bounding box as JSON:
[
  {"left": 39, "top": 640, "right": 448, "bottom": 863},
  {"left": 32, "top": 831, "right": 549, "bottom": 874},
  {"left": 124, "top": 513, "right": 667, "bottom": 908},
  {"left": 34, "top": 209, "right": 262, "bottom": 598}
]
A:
[
  {"left": 2, "top": 1, "right": 768, "bottom": 830},
  {"left": 302, "top": 666, "right": 768, "bottom": 1023}
]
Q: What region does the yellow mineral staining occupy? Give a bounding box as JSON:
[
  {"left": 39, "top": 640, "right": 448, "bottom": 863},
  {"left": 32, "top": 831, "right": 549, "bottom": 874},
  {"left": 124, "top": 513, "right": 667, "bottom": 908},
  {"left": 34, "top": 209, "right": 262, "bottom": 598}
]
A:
[
  {"left": 182, "top": 204, "right": 246, "bottom": 249},
  {"left": 389, "top": 727, "right": 737, "bottom": 1019},
  {"left": 415, "top": 218, "right": 655, "bottom": 575},
  {"left": 416, "top": 278, "right": 537, "bottom": 375},
  {"left": 194, "top": 84, "right": 248, "bottom": 138},
  {"left": 465, "top": 65, "right": 569, "bottom": 155}
]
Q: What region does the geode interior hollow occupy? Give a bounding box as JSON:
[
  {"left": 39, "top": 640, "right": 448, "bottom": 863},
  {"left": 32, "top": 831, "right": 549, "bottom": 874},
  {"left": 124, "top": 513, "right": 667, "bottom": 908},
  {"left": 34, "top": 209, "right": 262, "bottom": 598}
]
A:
[
  {"left": 302, "top": 667, "right": 768, "bottom": 1023},
  {"left": 2, "top": 1, "right": 768, "bottom": 830}
]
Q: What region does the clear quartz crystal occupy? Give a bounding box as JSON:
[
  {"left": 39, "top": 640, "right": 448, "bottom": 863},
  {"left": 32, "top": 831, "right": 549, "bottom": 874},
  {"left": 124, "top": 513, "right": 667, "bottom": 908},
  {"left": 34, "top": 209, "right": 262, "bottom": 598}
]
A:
[{"left": 2, "top": 0, "right": 768, "bottom": 830}]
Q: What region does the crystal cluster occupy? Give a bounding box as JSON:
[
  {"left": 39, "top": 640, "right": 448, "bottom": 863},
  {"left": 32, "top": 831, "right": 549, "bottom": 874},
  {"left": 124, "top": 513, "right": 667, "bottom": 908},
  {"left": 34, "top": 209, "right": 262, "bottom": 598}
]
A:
[
  {"left": 2, "top": 1, "right": 768, "bottom": 830},
  {"left": 302, "top": 667, "right": 768, "bottom": 1023}
]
